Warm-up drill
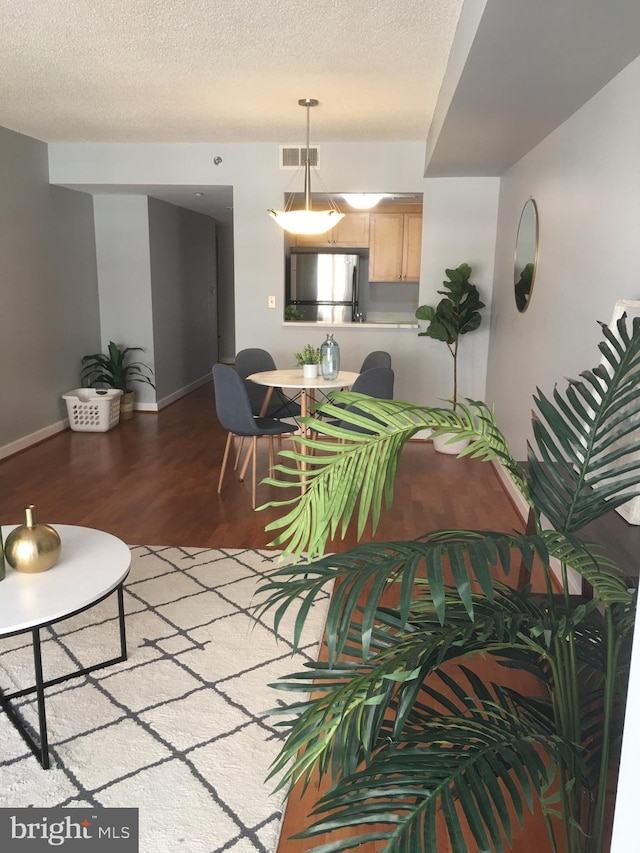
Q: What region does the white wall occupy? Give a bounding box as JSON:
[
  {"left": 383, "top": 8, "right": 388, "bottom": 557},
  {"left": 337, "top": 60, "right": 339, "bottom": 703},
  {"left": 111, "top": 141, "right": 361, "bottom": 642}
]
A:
[
  {"left": 419, "top": 177, "right": 499, "bottom": 407},
  {"left": 0, "top": 127, "right": 101, "bottom": 458},
  {"left": 93, "top": 195, "right": 156, "bottom": 407},
  {"left": 486, "top": 55, "right": 640, "bottom": 459},
  {"left": 148, "top": 198, "right": 218, "bottom": 401},
  {"left": 48, "top": 141, "right": 498, "bottom": 405}
]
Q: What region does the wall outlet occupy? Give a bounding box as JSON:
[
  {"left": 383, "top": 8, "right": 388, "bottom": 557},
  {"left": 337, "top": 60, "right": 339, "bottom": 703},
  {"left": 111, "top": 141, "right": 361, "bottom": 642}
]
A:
[{"left": 267, "top": 295, "right": 276, "bottom": 309}]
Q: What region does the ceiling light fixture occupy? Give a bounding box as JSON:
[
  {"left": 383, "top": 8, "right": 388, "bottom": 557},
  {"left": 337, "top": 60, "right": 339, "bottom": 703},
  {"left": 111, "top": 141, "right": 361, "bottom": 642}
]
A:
[
  {"left": 341, "top": 193, "right": 388, "bottom": 210},
  {"left": 269, "top": 98, "right": 344, "bottom": 236}
]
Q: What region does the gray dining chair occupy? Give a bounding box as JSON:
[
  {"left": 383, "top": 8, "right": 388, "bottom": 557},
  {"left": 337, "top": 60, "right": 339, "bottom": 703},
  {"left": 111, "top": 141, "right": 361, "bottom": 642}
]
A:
[
  {"left": 332, "top": 367, "right": 395, "bottom": 435},
  {"left": 212, "top": 363, "right": 294, "bottom": 508},
  {"left": 235, "top": 348, "right": 302, "bottom": 419},
  {"left": 359, "top": 351, "right": 392, "bottom": 372}
]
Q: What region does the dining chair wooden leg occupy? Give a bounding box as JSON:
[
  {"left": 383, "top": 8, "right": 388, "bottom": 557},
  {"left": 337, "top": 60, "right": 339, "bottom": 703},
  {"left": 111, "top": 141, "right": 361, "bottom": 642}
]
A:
[
  {"left": 234, "top": 436, "right": 245, "bottom": 471},
  {"left": 239, "top": 436, "right": 255, "bottom": 482},
  {"left": 236, "top": 441, "right": 254, "bottom": 481},
  {"left": 251, "top": 436, "right": 258, "bottom": 509},
  {"left": 268, "top": 436, "right": 275, "bottom": 473},
  {"left": 218, "top": 432, "right": 233, "bottom": 494}
]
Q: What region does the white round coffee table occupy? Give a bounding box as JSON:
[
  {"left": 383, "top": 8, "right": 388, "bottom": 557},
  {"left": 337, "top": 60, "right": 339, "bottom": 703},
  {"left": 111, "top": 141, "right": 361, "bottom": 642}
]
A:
[{"left": 0, "top": 524, "right": 131, "bottom": 768}]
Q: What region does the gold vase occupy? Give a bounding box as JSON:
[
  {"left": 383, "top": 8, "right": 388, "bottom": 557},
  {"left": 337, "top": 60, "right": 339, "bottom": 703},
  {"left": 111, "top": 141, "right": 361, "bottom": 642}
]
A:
[{"left": 4, "top": 505, "right": 61, "bottom": 573}]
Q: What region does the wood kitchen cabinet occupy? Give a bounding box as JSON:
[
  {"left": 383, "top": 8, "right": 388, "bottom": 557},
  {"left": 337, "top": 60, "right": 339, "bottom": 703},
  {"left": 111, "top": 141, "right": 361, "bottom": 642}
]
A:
[
  {"left": 369, "top": 212, "right": 422, "bottom": 282},
  {"left": 291, "top": 212, "right": 370, "bottom": 248}
]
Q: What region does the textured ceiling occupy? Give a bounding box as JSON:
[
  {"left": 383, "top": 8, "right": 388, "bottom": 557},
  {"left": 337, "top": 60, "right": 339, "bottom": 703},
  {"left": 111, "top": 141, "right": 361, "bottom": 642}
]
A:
[{"left": 0, "top": 0, "right": 464, "bottom": 144}]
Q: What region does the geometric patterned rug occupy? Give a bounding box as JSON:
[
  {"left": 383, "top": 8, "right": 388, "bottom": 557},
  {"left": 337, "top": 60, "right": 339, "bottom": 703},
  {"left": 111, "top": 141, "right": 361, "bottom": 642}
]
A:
[{"left": 0, "top": 547, "right": 330, "bottom": 852}]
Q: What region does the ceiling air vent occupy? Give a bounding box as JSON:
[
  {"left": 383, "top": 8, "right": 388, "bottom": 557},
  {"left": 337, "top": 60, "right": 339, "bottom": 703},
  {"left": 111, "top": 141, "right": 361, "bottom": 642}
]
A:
[{"left": 280, "top": 145, "right": 320, "bottom": 169}]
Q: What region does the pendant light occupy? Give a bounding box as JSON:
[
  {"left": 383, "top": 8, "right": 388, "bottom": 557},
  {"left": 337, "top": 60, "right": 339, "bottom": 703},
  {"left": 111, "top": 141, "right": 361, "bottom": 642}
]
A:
[
  {"left": 341, "top": 193, "right": 388, "bottom": 210},
  {"left": 269, "top": 98, "right": 344, "bottom": 236}
]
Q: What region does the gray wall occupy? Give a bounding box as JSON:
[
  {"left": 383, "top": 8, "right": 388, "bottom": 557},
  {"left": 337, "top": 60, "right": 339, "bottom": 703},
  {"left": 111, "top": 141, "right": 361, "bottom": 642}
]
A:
[
  {"left": 148, "top": 198, "right": 218, "bottom": 398},
  {"left": 92, "top": 195, "right": 218, "bottom": 408},
  {"left": 0, "top": 127, "right": 100, "bottom": 456},
  {"left": 215, "top": 216, "right": 235, "bottom": 362}
]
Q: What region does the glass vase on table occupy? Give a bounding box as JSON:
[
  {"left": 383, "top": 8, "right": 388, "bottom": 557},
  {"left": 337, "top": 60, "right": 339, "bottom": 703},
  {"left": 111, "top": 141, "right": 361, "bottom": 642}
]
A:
[{"left": 320, "top": 334, "right": 340, "bottom": 381}]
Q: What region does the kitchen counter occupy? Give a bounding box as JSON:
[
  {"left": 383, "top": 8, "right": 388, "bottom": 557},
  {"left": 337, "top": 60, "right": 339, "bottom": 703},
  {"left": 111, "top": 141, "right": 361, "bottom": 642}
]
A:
[{"left": 284, "top": 321, "right": 418, "bottom": 330}]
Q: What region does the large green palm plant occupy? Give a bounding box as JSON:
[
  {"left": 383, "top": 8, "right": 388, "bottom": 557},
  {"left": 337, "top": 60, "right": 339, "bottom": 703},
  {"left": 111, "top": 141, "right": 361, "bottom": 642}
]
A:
[
  {"left": 255, "top": 317, "right": 640, "bottom": 853},
  {"left": 81, "top": 341, "right": 155, "bottom": 392}
]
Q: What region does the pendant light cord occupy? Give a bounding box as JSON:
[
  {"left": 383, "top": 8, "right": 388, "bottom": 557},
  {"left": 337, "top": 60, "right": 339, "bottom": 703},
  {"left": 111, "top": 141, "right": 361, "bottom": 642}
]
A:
[{"left": 303, "top": 99, "right": 312, "bottom": 211}]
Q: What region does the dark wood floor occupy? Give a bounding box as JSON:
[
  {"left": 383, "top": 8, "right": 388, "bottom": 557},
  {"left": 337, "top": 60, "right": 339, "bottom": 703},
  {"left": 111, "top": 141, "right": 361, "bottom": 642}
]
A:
[
  {"left": 0, "top": 384, "right": 528, "bottom": 551},
  {"left": 1, "top": 384, "right": 558, "bottom": 852}
]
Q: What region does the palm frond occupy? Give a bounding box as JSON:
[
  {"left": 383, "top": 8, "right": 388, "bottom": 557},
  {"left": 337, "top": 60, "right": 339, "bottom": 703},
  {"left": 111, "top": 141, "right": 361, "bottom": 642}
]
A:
[
  {"left": 259, "top": 319, "right": 640, "bottom": 853},
  {"left": 255, "top": 529, "right": 631, "bottom": 664},
  {"left": 260, "top": 398, "right": 529, "bottom": 559},
  {"left": 542, "top": 531, "right": 632, "bottom": 606},
  {"left": 528, "top": 316, "right": 640, "bottom": 532},
  {"left": 289, "top": 676, "right": 576, "bottom": 853},
  {"left": 255, "top": 531, "right": 558, "bottom": 660},
  {"left": 266, "top": 573, "right": 626, "bottom": 798}
]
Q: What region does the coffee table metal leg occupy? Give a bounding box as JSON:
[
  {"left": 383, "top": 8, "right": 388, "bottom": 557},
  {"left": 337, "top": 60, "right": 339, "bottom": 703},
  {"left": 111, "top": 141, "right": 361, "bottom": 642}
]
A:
[
  {"left": 32, "top": 628, "right": 50, "bottom": 769},
  {"left": 0, "top": 583, "right": 128, "bottom": 769},
  {"left": 0, "top": 629, "right": 51, "bottom": 769},
  {"left": 117, "top": 584, "right": 128, "bottom": 659}
]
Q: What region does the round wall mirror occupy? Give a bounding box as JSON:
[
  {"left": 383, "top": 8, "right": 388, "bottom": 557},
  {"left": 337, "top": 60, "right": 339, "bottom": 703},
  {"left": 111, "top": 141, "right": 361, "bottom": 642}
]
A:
[{"left": 514, "top": 198, "right": 539, "bottom": 313}]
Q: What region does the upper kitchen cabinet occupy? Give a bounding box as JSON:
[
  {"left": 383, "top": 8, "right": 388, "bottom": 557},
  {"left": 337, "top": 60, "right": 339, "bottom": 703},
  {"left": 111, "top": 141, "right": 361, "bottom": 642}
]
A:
[
  {"left": 290, "top": 212, "right": 370, "bottom": 248},
  {"left": 369, "top": 210, "right": 422, "bottom": 282}
]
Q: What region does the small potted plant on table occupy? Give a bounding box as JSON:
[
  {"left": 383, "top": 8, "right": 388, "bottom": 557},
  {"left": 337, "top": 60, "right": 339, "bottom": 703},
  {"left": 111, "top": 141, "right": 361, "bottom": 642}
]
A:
[
  {"left": 293, "top": 343, "right": 321, "bottom": 379},
  {"left": 81, "top": 341, "right": 155, "bottom": 420}
]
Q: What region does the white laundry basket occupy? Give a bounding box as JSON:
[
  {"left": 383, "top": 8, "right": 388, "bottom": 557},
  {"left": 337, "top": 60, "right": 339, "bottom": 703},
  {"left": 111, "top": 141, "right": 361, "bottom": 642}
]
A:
[{"left": 62, "top": 388, "right": 123, "bottom": 432}]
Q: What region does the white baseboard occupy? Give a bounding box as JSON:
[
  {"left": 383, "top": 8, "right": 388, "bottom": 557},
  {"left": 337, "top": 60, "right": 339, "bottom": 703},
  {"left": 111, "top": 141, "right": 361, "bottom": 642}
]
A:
[
  {"left": 0, "top": 419, "right": 69, "bottom": 461},
  {"left": 492, "top": 459, "right": 528, "bottom": 523},
  {"left": 491, "top": 459, "right": 580, "bottom": 595},
  {"left": 0, "top": 375, "right": 212, "bottom": 459},
  {"left": 144, "top": 374, "right": 211, "bottom": 412}
]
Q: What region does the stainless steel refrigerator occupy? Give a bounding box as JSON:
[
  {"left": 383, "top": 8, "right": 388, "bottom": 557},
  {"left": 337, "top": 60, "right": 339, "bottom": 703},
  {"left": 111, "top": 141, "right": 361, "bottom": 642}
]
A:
[{"left": 288, "top": 253, "right": 359, "bottom": 323}]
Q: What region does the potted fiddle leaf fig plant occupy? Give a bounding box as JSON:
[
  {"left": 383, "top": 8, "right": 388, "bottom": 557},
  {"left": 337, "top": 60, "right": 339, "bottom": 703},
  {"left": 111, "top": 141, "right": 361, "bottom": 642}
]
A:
[
  {"left": 416, "top": 262, "right": 485, "bottom": 452},
  {"left": 293, "top": 343, "right": 321, "bottom": 379},
  {"left": 256, "top": 314, "right": 640, "bottom": 853},
  {"left": 81, "top": 341, "right": 155, "bottom": 420}
]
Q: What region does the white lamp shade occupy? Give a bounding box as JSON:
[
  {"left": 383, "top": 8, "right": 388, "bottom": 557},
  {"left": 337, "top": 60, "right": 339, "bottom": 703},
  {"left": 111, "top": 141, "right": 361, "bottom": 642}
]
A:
[
  {"left": 268, "top": 208, "right": 345, "bottom": 235},
  {"left": 341, "top": 193, "right": 387, "bottom": 210}
]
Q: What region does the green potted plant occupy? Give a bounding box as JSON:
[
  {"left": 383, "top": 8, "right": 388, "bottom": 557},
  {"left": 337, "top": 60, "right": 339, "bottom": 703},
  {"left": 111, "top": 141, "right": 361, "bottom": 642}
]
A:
[
  {"left": 256, "top": 315, "right": 640, "bottom": 853},
  {"left": 81, "top": 341, "right": 155, "bottom": 420},
  {"left": 416, "top": 262, "right": 485, "bottom": 453},
  {"left": 284, "top": 304, "right": 304, "bottom": 322},
  {"left": 293, "top": 343, "right": 321, "bottom": 379}
]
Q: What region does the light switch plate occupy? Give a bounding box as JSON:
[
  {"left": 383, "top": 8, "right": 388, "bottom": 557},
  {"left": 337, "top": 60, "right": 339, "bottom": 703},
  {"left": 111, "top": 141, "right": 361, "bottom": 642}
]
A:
[{"left": 267, "top": 295, "right": 276, "bottom": 309}]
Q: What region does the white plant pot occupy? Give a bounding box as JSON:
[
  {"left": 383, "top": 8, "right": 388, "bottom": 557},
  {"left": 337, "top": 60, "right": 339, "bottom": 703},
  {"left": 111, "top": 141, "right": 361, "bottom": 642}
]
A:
[
  {"left": 303, "top": 364, "right": 318, "bottom": 379},
  {"left": 432, "top": 432, "right": 471, "bottom": 455}
]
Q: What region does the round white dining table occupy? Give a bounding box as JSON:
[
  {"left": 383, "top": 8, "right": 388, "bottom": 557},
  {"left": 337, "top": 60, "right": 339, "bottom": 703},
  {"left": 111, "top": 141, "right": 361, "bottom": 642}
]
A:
[
  {"left": 246, "top": 369, "right": 359, "bottom": 488},
  {"left": 247, "top": 369, "right": 359, "bottom": 420}
]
